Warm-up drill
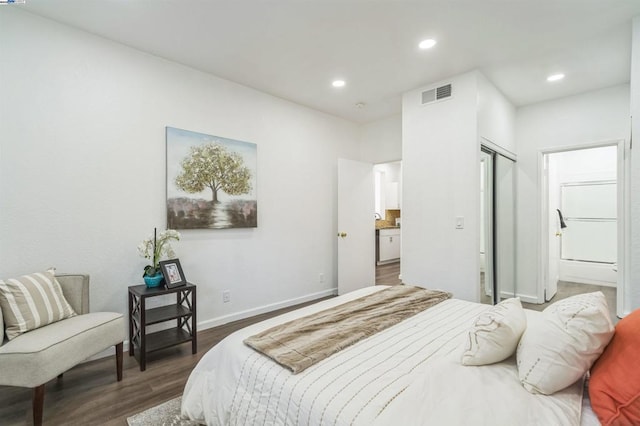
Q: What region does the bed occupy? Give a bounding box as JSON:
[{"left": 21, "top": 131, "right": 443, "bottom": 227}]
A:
[{"left": 181, "top": 285, "right": 607, "bottom": 426}]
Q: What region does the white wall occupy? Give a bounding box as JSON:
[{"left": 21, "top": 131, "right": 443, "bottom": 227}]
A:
[
  {"left": 402, "top": 71, "right": 515, "bottom": 302},
  {"left": 515, "top": 85, "right": 630, "bottom": 302},
  {"left": 0, "top": 10, "right": 361, "bottom": 328},
  {"left": 401, "top": 71, "right": 515, "bottom": 302},
  {"left": 478, "top": 73, "right": 517, "bottom": 155},
  {"left": 402, "top": 72, "right": 480, "bottom": 301},
  {"left": 359, "top": 114, "right": 402, "bottom": 164},
  {"left": 630, "top": 16, "right": 640, "bottom": 313}
]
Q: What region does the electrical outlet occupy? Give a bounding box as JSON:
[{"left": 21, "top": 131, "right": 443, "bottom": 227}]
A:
[
  {"left": 222, "top": 290, "right": 231, "bottom": 303},
  {"left": 319, "top": 273, "right": 325, "bottom": 283}
]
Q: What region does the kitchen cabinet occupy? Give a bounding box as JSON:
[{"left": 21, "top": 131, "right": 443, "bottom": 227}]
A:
[
  {"left": 374, "top": 161, "right": 402, "bottom": 212},
  {"left": 378, "top": 228, "right": 401, "bottom": 263},
  {"left": 386, "top": 182, "right": 400, "bottom": 209}
]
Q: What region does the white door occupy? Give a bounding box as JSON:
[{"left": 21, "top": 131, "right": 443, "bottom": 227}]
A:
[
  {"left": 338, "top": 158, "right": 375, "bottom": 295},
  {"left": 544, "top": 153, "right": 559, "bottom": 301}
]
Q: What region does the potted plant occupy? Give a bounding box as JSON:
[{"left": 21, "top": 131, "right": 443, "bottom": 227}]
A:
[{"left": 137, "top": 228, "right": 181, "bottom": 287}]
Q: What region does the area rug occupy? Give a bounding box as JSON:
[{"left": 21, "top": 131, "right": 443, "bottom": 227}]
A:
[{"left": 127, "top": 397, "right": 200, "bottom": 426}]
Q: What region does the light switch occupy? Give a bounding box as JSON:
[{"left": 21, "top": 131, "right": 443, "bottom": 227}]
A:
[{"left": 455, "top": 216, "right": 464, "bottom": 229}]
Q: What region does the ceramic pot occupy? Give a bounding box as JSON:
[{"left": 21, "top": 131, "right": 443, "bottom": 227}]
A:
[{"left": 143, "top": 272, "right": 164, "bottom": 288}]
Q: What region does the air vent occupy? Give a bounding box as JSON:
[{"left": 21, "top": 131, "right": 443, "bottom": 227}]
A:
[
  {"left": 436, "top": 84, "right": 452, "bottom": 99},
  {"left": 421, "top": 83, "right": 453, "bottom": 105},
  {"left": 421, "top": 88, "right": 436, "bottom": 104}
]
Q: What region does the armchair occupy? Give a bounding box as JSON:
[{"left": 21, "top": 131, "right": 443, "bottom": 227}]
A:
[{"left": 0, "top": 273, "right": 124, "bottom": 426}]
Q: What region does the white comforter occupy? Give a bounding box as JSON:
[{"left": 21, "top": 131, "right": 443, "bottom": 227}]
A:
[{"left": 182, "top": 286, "right": 584, "bottom": 426}]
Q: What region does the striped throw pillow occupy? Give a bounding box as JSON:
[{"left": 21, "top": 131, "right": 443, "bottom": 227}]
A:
[{"left": 0, "top": 271, "right": 76, "bottom": 340}]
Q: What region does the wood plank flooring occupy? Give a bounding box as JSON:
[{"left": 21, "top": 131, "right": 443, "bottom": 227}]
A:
[
  {"left": 375, "top": 261, "right": 401, "bottom": 285},
  {"left": 0, "top": 297, "right": 332, "bottom": 426}
]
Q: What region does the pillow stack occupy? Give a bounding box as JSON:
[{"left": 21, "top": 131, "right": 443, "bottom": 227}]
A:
[
  {"left": 516, "top": 291, "right": 614, "bottom": 395},
  {"left": 0, "top": 270, "right": 76, "bottom": 340},
  {"left": 462, "top": 292, "right": 615, "bottom": 397},
  {"left": 461, "top": 297, "right": 526, "bottom": 366}
]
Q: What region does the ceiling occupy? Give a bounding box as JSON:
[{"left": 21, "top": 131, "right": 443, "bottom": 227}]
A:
[{"left": 18, "top": 0, "right": 640, "bottom": 124}]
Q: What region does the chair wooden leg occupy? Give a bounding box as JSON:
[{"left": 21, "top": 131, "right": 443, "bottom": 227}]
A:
[
  {"left": 116, "top": 342, "right": 123, "bottom": 381},
  {"left": 33, "top": 384, "right": 45, "bottom": 426}
]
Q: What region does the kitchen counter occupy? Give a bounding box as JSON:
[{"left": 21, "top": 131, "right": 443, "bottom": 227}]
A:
[
  {"left": 375, "top": 209, "right": 401, "bottom": 229},
  {"left": 375, "top": 225, "right": 400, "bottom": 232},
  {"left": 375, "top": 221, "right": 400, "bottom": 229}
]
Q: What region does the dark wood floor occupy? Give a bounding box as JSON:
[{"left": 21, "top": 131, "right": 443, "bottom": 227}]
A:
[
  {"left": 375, "top": 261, "right": 401, "bottom": 285},
  {"left": 0, "top": 297, "right": 332, "bottom": 426}
]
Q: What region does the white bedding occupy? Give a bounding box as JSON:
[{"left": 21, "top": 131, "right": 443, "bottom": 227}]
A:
[{"left": 182, "top": 286, "right": 587, "bottom": 425}]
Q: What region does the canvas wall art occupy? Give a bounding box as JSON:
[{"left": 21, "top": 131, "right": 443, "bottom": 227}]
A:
[{"left": 166, "top": 127, "right": 257, "bottom": 229}]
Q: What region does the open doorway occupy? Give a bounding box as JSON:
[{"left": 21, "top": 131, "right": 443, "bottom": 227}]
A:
[
  {"left": 537, "top": 143, "right": 623, "bottom": 322},
  {"left": 374, "top": 161, "right": 402, "bottom": 285}
]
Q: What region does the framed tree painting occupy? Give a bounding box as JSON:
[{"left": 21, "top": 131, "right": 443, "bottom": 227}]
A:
[{"left": 166, "top": 127, "right": 257, "bottom": 229}]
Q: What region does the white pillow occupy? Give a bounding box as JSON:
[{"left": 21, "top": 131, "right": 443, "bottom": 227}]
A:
[
  {"left": 516, "top": 291, "right": 614, "bottom": 395},
  {"left": 461, "top": 297, "right": 527, "bottom": 366}
]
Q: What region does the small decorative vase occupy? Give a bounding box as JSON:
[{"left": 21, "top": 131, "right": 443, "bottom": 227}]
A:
[{"left": 143, "top": 273, "right": 164, "bottom": 288}]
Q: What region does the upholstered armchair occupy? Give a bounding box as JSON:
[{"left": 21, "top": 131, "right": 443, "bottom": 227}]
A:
[{"left": 0, "top": 273, "right": 124, "bottom": 426}]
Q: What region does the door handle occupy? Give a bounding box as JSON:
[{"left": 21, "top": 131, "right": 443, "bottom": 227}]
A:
[{"left": 337, "top": 232, "right": 347, "bottom": 238}]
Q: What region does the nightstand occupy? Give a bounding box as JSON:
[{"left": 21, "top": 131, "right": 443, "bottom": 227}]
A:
[{"left": 128, "top": 283, "right": 197, "bottom": 371}]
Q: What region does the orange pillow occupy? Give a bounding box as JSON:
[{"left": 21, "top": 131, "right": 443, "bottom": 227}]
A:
[{"left": 589, "top": 308, "right": 640, "bottom": 426}]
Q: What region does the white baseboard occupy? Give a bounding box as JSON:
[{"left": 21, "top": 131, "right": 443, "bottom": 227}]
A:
[
  {"left": 560, "top": 275, "right": 617, "bottom": 287},
  {"left": 559, "top": 260, "right": 616, "bottom": 287},
  {"left": 199, "top": 287, "right": 338, "bottom": 331},
  {"left": 86, "top": 288, "right": 338, "bottom": 362},
  {"left": 500, "top": 291, "right": 539, "bottom": 304}
]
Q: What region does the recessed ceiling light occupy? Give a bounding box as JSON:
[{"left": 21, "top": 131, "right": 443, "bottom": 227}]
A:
[
  {"left": 547, "top": 73, "right": 565, "bottom": 82},
  {"left": 332, "top": 80, "right": 346, "bottom": 88},
  {"left": 419, "top": 39, "right": 437, "bottom": 49}
]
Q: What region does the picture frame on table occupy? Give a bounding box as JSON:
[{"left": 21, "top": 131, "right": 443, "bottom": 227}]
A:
[{"left": 159, "top": 259, "right": 187, "bottom": 289}]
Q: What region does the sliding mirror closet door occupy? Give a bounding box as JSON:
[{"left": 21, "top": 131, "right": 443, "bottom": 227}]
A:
[
  {"left": 480, "top": 150, "right": 494, "bottom": 305},
  {"left": 495, "top": 154, "right": 516, "bottom": 301},
  {"left": 480, "top": 146, "right": 516, "bottom": 305}
]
